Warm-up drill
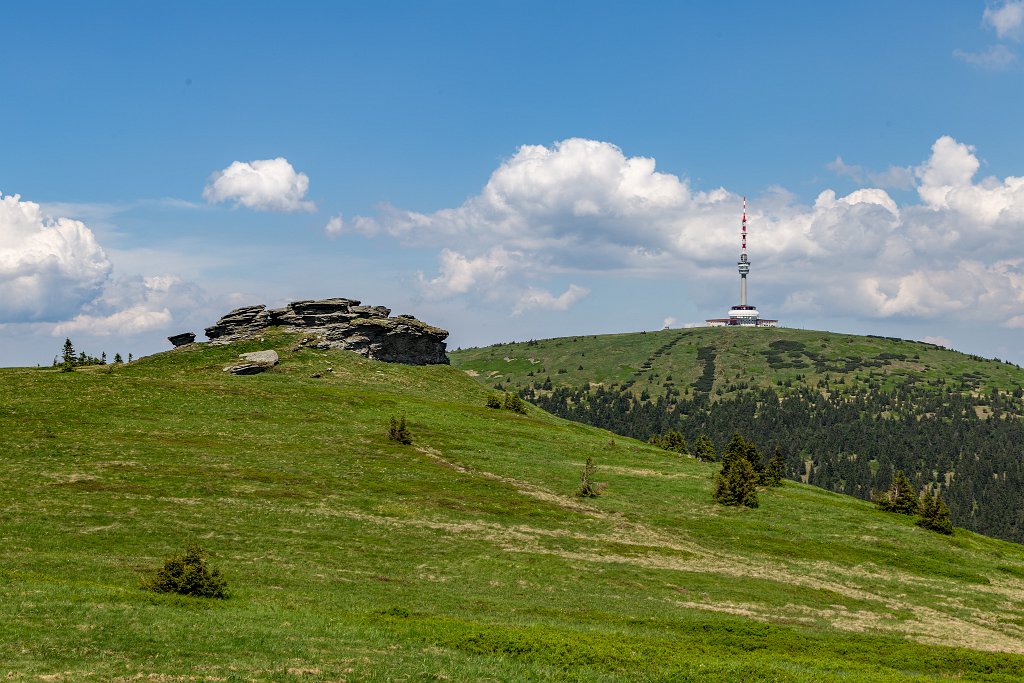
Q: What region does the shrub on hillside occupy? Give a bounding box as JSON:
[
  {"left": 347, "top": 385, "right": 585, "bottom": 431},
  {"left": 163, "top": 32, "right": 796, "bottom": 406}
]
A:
[
  {"left": 503, "top": 392, "right": 528, "bottom": 414},
  {"left": 650, "top": 431, "right": 689, "bottom": 455},
  {"left": 485, "top": 393, "right": 502, "bottom": 409},
  {"left": 143, "top": 544, "right": 228, "bottom": 599},
  {"left": 388, "top": 415, "right": 413, "bottom": 444}
]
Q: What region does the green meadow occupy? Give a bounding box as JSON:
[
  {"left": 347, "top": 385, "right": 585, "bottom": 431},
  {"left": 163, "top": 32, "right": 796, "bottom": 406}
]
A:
[{"left": 2, "top": 330, "right": 1024, "bottom": 681}]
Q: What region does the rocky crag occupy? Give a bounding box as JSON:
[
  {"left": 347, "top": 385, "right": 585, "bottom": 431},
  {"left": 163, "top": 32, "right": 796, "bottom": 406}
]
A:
[{"left": 204, "top": 298, "right": 449, "bottom": 365}]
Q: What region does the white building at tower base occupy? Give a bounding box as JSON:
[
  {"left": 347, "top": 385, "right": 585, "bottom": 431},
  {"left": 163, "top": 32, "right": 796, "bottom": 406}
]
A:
[{"left": 705, "top": 305, "right": 778, "bottom": 327}]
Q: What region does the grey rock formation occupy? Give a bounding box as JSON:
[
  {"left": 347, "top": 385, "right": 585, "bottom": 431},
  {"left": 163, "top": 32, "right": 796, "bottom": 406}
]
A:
[
  {"left": 205, "top": 298, "right": 448, "bottom": 365},
  {"left": 167, "top": 332, "right": 196, "bottom": 347}
]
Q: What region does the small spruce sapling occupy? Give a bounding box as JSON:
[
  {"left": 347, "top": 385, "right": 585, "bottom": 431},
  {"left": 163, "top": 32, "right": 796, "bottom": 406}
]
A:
[
  {"left": 713, "top": 456, "right": 759, "bottom": 508},
  {"left": 657, "top": 431, "right": 689, "bottom": 455},
  {"left": 575, "top": 456, "right": 601, "bottom": 497},
  {"left": 143, "top": 544, "right": 228, "bottom": 599},
  {"left": 388, "top": 415, "right": 413, "bottom": 445}
]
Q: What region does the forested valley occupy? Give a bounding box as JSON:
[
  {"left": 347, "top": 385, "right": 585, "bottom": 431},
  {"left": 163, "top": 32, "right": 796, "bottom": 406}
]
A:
[{"left": 527, "top": 372, "right": 1024, "bottom": 543}]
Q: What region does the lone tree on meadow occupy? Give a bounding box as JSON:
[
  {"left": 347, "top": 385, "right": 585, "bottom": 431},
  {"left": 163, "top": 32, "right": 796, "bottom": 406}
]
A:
[
  {"left": 388, "top": 415, "right": 412, "bottom": 445},
  {"left": 713, "top": 456, "right": 759, "bottom": 508},
  {"left": 143, "top": 544, "right": 229, "bottom": 599},
  {"left": 61, "top": 338, "right": 76, "bottom": 365}
]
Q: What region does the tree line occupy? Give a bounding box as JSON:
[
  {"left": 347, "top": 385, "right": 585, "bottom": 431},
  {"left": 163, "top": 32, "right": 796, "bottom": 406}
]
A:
[
  {"left": 526, "top": 381, "right": 1024, "bottom": 543},
  {"left": 54, "top": 338, "right": 131, "bottom": 371}
]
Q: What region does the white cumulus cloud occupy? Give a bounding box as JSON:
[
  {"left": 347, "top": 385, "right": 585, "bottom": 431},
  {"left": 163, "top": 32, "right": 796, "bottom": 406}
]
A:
[
  {"left": 985, "top": 1, "right": 1024, "bottom": 40},
  {"left": 53, "top": 304, "right": 172, "bottom": 337},
  {"left": 421, "top": 247, "right": 521, "bottom": 297},
  {"left": 51, "top": 274, "right": 203, "bottom": 337},
  {"left": 203, "top": 157, "right": 315, "bottom": 212},
  {"left": 514, "top": 284, "right": 590, "bottom": 315},
  {"left": 0, "top": 192, "right": 112, "bottom": 322},
  {"left": 954, "top": 44, "right": 1018, "bottom": 68},
  {"left": 922, "top": 335, "right": 952, "bottom": 348}
]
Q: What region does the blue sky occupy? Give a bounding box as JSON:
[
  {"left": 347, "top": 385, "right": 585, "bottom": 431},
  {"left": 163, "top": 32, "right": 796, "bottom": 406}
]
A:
[{"left": 2, "top": 1, "right": 1024, "bottom": 366}]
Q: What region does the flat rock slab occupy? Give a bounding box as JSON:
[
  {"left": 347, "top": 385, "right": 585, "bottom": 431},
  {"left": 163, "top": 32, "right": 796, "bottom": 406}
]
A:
[
  {"left": 239, "top": 350, "right": 279, "bottom": 365},
  {"left": 223, "top": 363, "right": 270, "bottom": 375},
  {"left": 168, "top": 332, "right": 196, "bottom": 347},
  {"left": 224, "top": 350, "right": 279, "bottom": 375}
]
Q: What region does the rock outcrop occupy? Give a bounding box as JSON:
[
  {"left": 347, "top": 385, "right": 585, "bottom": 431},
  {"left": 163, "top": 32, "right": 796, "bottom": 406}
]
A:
[
  {"left": 167, "top": 332, "right": 196, "bottom": 347},
  {"left": 205, "top": 298, "right": 449, "bottom": 365}
]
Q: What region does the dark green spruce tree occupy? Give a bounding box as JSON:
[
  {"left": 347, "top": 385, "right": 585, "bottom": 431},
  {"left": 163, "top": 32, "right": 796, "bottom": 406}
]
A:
[
  {"left": 876, "top": 469, "right": 918, "bottom": 515},
  {"left": 713, "top": 456, "right": 759, "bottom": 508},
  {"left": 692, "top": 434, "right": 717, "bottom": 463},
  {"left": 760, "top": 446, "right": 785, "bottom": 487},
  {"left": 917, "top": 489, "right": 954, "bottom": 535}
]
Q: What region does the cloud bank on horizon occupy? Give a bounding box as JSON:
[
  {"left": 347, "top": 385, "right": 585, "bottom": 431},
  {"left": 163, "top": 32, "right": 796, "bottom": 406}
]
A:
[{"left": 326, "top": 134, "right": 1024, "bottom": 328}]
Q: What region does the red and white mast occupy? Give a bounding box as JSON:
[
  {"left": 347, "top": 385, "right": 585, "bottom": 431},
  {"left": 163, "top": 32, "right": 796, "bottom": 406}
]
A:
[{"left": 738, "top": 197, "right": 751, "bottom": 306}]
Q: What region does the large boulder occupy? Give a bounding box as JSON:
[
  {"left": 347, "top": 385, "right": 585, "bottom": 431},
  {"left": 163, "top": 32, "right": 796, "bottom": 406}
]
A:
[
  {"left": 204, "top": 298, "right": 449, "bottom": 365},
  {"left": 223, "top": 349, "right": 279, "bottom": 375}
]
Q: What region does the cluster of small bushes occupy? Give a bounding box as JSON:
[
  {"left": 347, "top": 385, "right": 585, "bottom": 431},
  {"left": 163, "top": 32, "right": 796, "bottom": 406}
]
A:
[
  {"left": 648, "top": 431, "right": 717, "bottom": 463},
  {"left": 485, "top": 392, "right": 528, "bottom": 414},
  {"left": 875, "top": 469, "right": 954, "bottom": 534}
]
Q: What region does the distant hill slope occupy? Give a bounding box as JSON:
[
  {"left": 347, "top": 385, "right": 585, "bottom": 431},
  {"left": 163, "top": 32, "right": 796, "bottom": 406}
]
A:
[
  {"left": 450, "top": 327, "right": 1024, "bottom": 543},
  {"left": 3, "top": 330, "right": 1024, "bottom": 681}
]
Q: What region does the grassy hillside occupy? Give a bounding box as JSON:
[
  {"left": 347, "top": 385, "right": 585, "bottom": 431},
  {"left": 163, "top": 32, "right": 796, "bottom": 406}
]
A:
[
  {"left": 450, "top": 328, "right": 1024, "bottom": 543},
  {"left": 3, "top": 331, "right": 1024, "bottom": 681},
  {"left": 449, "top": 327, "right": 1024, "bottom": 406}
]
